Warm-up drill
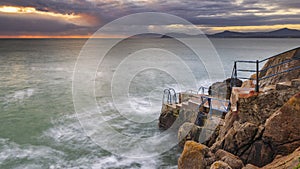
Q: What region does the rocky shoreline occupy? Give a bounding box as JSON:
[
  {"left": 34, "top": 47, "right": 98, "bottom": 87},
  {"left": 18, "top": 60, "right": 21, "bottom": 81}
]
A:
[{"left": 159, "top": 47, "right": 300, "bottom": 169}]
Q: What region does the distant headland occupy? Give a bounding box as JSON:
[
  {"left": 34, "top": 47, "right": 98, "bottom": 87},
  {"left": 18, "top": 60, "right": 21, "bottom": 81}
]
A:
[{"left": 160, "top": 28, "right": 300, "bottom": 38}]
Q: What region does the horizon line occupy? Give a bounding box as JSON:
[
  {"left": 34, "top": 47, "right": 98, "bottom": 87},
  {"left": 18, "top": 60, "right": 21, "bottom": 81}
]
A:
[{"left": 1, "top": 27, "right": 299, "bottom": 39}]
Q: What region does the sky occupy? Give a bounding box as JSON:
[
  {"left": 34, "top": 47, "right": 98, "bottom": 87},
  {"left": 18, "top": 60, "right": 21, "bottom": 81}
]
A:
[{"left": 0, "top": 0, "right": 299, "bottom": 38}]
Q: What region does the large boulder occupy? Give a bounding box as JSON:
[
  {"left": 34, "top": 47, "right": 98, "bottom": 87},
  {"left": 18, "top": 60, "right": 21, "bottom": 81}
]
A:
[
  {"left": 262, "top": 146, "right": 300, "bottom": 169},
  {"left": 222, "top": 122, "right": 259, "bottom": 155},
  {"left": 215, "top": 149, "right": 244, "bottom": 169},
  {"left": 178, "top": 141, "right": 209, "bottom": 169},
  {"left": 238, "top": 88, "right": 299, "bottom": 125},
  {"left": 263, "top": 92, "right": 300, "bottom": 156},
  {"left": 212, "top": 121, "right": 269, "bottom": 167},
  {"left": 209, "top": 78, "right": 242, "bottom": 100},
  {"left": 178, "top": 122, "right": 202, "bottom": 147}
]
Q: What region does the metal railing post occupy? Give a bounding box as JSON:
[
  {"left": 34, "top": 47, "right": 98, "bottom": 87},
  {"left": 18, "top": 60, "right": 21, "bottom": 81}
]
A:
[
  {"left": 234, "top": 61, "right": 237, "bottom": 87},
  {"left": 255, "top": 60, "right": 259, "bottom": 92}
]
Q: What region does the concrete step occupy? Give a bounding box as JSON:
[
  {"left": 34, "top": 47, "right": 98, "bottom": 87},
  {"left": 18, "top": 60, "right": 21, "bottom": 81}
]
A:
[
  {"left": 276, "top": 81, "right": 292, "bottom": 90},
  {"left": 181, "top": 102, "right": 189, "bottom": 109},
  {"left": 188, "top": 100, "right": 201, "bottom": 111},
  {"left": 176, "top": 104, "right": 182, "bottom": 109},
  {"left": 190, "top": 97, "right": 202, "bottom": 104},
  {"left": 166, "top": 104, "right": 177, "bottom": 109}
]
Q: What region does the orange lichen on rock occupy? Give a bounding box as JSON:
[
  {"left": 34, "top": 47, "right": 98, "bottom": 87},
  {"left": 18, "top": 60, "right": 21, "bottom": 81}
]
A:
[
  {"left": 286, "top": 92, "right": 300, "bottom": 111},
  {"left": 178, "top": 141, "right": 209, "bottom": 169}
]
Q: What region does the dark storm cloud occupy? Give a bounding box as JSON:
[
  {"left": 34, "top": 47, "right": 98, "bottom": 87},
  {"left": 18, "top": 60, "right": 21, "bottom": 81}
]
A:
[
  {"left": 0, "top": 0, "right": 299, "bottom": 35},
  {"left": 0, "top": 14, "right": 93, "bottom": 36}
]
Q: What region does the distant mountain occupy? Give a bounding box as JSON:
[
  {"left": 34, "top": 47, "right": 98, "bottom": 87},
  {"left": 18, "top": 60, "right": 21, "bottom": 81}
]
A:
[
  {"left": 209, "top": 28, "right": 300, "bottom": 38},
  {"left": 265, "top": 28, "right": 300, "bottom": 37},
  {"left": 209, "top": 30, "right": 247, "bottom": 38},
  {"left": 134, "top": 28, "right": 300, "bottom": 39}
]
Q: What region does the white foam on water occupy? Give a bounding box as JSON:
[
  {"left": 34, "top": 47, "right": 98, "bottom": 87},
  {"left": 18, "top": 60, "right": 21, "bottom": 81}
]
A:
[
  {"left": 40, "top": 114, "right": 172, "bottom": 169},
  {"left": 3, "top": 88, "right": 35, "bottom": 104},
  {"left": 0, "top": 138, "right": 65, "bottom": 168},
  {"left": 30, "top": 67, "right": 73, "bottom": 72}
]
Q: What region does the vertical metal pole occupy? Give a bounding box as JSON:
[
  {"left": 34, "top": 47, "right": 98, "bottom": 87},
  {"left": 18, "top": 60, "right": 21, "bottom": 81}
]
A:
[
  {"left": 234, "top": 61, "right": 237, "bottom": 87},
  {"left": 255, "top": 60, "right": 259, "bottom": 92},
  {"left": 208, "top": 97, "right": 212, "bottom": 118}
]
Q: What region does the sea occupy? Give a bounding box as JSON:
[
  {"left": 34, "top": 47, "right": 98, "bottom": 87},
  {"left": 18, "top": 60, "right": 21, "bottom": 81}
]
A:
[{"left": 0, "top": 38, "right": 299, "bottom": 169}]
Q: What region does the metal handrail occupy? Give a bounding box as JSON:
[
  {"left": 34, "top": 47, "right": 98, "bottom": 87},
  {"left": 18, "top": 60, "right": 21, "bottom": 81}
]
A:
[
  {"left": 231, "top": 47, "right": 300, "bottom": 92},
  {"left": 168, "top": 88, "right": 177, "bottom": 104},
  {"left": 198, "top": 95, "right": 230, "bottom": 113},
  {"left": 260, "top": 57, "right": 300, "bottom": 73},
  {"left": 197, "top": 86, "right": 209, "bottom": 94},
  {"left": 162, "top": 89, "right": 172, "bottom": 104},
  {"left": 162, "top": 88, "right": 178, "bottom": 104},
  {"left": 259, "top": 47, "right": 300, "bottom": 63},
  {"left": 260, "top": 65, "right": 300, "bottom": 80}
]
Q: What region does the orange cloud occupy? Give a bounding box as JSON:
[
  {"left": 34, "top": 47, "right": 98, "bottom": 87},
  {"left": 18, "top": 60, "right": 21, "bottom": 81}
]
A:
[
  {"left": 0, "top": 35, "right": 91, "bottom": 39},
  {"left": 0, "top": 6, "right": 98, "bottom": 27}
]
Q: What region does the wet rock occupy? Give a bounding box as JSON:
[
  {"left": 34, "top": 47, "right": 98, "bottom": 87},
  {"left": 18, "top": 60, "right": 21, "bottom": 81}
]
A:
[
  {"left": 158, "top": 104, "right": 178, "bottom": 129},
  {"left": 215, "top": 149, "right": 244, "bottom": 169},
  {"left": 205, "top": 120, "right": 224, "bottom": 147},
  {"left": 178, "top": 122, "right": 202, "bottom": 147},
  {"left": 210, "top": 161, "right": 232, "bottom": 169},
  {"left": 262, "top": 146, "right": 300, "bottom": 169},
  {"left": 209, "top": 78, "right": 242, "bottom": 100},
  {"left": 178, "top": 141, "right": 209, "bottom": 169},
  {"left": 198, "top": 116, "right": 223, "bottom": 143},
  {"left": 263, "top": 92, "right": 300, "bottom": 156}
]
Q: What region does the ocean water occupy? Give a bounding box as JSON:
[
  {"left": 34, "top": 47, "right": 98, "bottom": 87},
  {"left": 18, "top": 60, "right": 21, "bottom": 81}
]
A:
[{"left": 0, "top": 38, "right": 299, "bottom": 169}]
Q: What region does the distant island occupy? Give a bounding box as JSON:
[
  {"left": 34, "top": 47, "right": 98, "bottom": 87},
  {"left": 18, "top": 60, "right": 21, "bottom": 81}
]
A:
[
  {"left": 161, "top": 28, "right": 300, "bottom": 38},
  {"left": 209, "top": 28, "right": 300, "bottom": 38}
]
